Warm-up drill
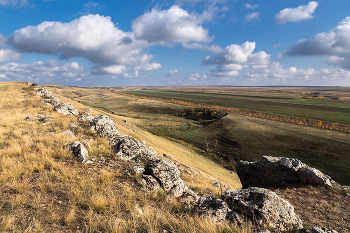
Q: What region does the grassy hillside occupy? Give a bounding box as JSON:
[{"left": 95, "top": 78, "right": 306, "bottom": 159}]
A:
[
  {"left": 50, "top": 85, "right": 350, "bottom": 185},
  {"left": 0, "top": 82, "right": 244, "bottom": 232},
  {"left": 121, "top": 90, "right": 350, "bottom": 125}
]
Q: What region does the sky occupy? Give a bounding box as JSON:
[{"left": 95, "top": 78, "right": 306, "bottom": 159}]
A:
[{"left": 1, "top": 0, "right": 350, "bottom": 86}]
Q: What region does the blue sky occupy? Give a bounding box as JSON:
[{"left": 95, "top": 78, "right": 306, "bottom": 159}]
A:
[{"left": 1, "top": 0, "right": 350, "bottom": 86}]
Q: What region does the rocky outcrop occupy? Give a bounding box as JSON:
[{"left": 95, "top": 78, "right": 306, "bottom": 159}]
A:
[
  {"left": 90, "top": 114, "right": 118, "bottom": 138},
  {"left": 140, "top": 175, "right": 160, "bottom": 191},
  {"left": 69, "top": 141, "right": 89, "bottom": 162},
  {"left": 54, "top": 103, "right": 79, "bottom": 116},
  {"left": 112, "top": 134, "right": 198, "bottom": 203},
  {"left": 77, "top": 110, "right": 94, "bottom": 122},
  {"left": 25, "top": 114, "right": 53, "bottom": 122},
  {"left": 312, "top": 227, "right": 338, "bottom": 233},
  {"left": 35, "top": 88, "right": 53, "bottom": 98},
  {"left": 42, "top": 96, "right": 61, "bottom": 107},
  {"left": 223, "top": 187, "right": 303, "bottom": 232},
  {"left": 194, "top": 196, "right": 235, "bottom": 223},
  {"left": 236, "top": 156, "right": 334, "bottom": 188},
  {"left": 194, "top": 187, "right": 302, "bottom": 232},
  {"left": 112, "top": 135, "right": 157, "bottom": 164},
  {"left": 146, "top": 159, "right": 199, "bottom": 202},
  {"left": 297, "top": 167, "right": 333, "bottom": 187}
]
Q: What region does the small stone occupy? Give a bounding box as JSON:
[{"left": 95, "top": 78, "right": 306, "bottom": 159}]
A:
[
  {"left": 63, "top": 130, "right": 75, "bottom": 137},
  {"left": 69, "top": 141, "right": 89, "bottom": 162},
  {"left": 213, "top": 181, "right": 220, "bottom": 187}
]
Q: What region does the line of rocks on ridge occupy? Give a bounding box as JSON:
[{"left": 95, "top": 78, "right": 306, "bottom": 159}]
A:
[
  {"left": 33, "top": 86, "right": 200, "bottom": 204},
  {"left": 30, "top": 85, "right": 342, "bottom": 233}
]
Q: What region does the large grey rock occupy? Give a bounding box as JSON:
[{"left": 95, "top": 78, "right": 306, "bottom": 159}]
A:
[
  {"left": 236, "top": 156, "right": 333, "bottom": 188},
  {"left": 54, "top": 103, "right": 79, "bottom": 116},
  {"left": 77, "top": 112, "right": 94, "bottom": 122},
  {"left": 69, "top": 141, "right": 89, "bottom": 162},
  {"left": 42, "top": 96, "right": 61, "bottom": 106},
  {"left": 140, "top": 175, "right": 160, "bottom": 191},
  {"left": 147, "top": 159, "right": 180, "bottom": 192},
  {"left": 90, "top": 114, "right": 118, "bottom": 138},
  {"left": 312, "top": 227, "right": 338, "bottom": 233},
  {"left": 35, "top": 88, "right": 53, "bottom": 98},
  {"left": 298, "top": 167, "right": 333, "bottom": 187},
  {"left": 146, "top": 159, "right": 198, "bottom": 202},
  {"left": 193, "top": 196, "right": 240, "bottom": 223},
  {"left": 111, "top": 135, "right": 158, "bottom": 164},
  {"left": 222, "top": 187, "right": 303, "bottom": 232},
  {"left": 179, "top": 188, "right": 200, "bottom": 204}
]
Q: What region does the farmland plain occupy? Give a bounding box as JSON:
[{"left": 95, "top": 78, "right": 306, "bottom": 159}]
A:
[{"left": 121, "top": 88, "right": 350, "bottom": 125}]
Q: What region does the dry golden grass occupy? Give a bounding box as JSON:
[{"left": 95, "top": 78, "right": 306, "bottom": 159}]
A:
[{"left": 0, "top": 82, "right": 247, "bottom": 232}]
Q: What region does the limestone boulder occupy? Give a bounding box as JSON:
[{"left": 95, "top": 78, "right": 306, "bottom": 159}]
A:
[
  {"left": 297, "top": 167, "right": 333, "bottom": 187},
  {"left": 69, "top": 141, "right": 89, "bottom": 162},
  {"left": 111, "top": 135, "right": 157, "bottom": 164},
  {"left": 222, "top": 187, "right": 303, "bottom": 232},
  {"left": 147, "top": 159, "right": 180, "bottom": 192},
  {"left": 35, "top": 88, "right": 53, "bottom": 98},
  {"left": 146, "top": 159, "right": 198, "bottom": 202},
  {"left": 312, "top": 227, "right": 338, "bottom": 233},
  {"left": 179, "top": 188, "right": 199, "bottom": 204},
  {"left": 25, "top": 114, "right": 53, "bottom": 122},
  {"left": 140, "top": 175, "right": 160, "bottom": 191},
  {"left": 54, "top": 103, "right": 79, "bottom": 116},
  {"left": 236, "top": 156, "right": 333, "bottom": 188},
  {"left": 42, "top": 96, "right": 61, "bottom": 106},
  {"left": 193, "top": 196, "right": 235, "bottom": 223},
  {"left": 90, "top": 114, "right": 118, "bottom": 138},
  {"left": 77, "top": 112, "right": 94, "bottom": 122}
]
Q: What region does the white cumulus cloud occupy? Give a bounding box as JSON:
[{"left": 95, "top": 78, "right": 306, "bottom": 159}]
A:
[
  {"left": 244, "top": 3, "right": 259, "bottom": 9},
  {"left": 202, "top": 41, "right": 256, "bottom": 65},
  {"left": 0, "top": 49, "right": 21, "bottom": 63},
  {"left": 0, "top": 60, "right": 84, "bottom": 82},
  {"left": 0, "top": 0, "right": 28, "bottom": 8},
  {"left": 132, "top": 5, "right": 212, "bottom": 44},
  {"left": 8, "top": 14, "right": 154, "bottom": 74},
  {"left": 284, "top": 17, "right": 350, "bottom": 56},
  {"left": 245, "top": 12, "right": 260, "bottom": 22},
  {"left": 275, "top": 1, "right": 318, "bottom": 24},
  {"left": 166, "top": 69, "right": 182, "bottom": 76},
  {"left": 185, "top": 73, "right": 207, "bottom": 81},
  {"left": 323, "top": 56, "right": 350, "bottom": 70},
  {"left": 0, "top": 34, "right": 6, "bottom": 47}
]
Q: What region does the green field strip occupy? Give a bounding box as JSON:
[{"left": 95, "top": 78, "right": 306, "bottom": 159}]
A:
[{"left": 121, "top": 90, "right": 350, "bottom": 125}]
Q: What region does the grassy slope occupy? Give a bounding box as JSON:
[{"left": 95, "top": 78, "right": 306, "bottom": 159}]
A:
[
  {"left": 49, "top": 86, "right": 350, "bottom": 185},
  {"left": 121, "top": 90, "right": 350, "bottom": 125},
  {"left": 46, "top": 85, "right": 241, "bottom": 189},
  {"left": 0, "top": 82, "right": 246, "bottom": 232}
]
